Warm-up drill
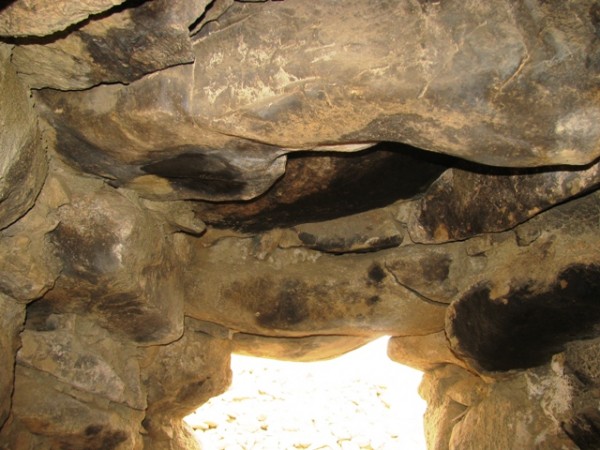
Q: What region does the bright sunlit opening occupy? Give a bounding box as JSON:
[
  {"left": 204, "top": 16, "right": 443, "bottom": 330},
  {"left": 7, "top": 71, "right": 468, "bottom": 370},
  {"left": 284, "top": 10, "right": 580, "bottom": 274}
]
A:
[{"left": 184, "top": 337, "right": 427, "bottom": 450}]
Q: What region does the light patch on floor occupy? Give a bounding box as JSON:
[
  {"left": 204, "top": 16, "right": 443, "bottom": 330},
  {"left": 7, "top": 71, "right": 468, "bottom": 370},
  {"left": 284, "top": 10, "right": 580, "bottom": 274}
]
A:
[{"left": 184, "top": 337, "right": 427, "bottom": 450}]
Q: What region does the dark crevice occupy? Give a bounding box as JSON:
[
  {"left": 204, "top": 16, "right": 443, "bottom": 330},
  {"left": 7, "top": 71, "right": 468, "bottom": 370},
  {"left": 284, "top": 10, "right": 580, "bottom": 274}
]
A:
[
  {"left": 384, "top": 262, "right": 450, "bottom": 307},
  {"left": 200, "top": 141, "right": 451, "bottom": 233},
  {"left": 188, "top": 0, "right": 218, "bottom": 35}
]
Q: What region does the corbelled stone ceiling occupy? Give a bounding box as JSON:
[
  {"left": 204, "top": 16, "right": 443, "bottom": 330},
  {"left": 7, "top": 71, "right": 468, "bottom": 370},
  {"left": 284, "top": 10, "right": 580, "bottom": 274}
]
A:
[{"left": 1, "top": 0, "right": 599, "bottom": 449}]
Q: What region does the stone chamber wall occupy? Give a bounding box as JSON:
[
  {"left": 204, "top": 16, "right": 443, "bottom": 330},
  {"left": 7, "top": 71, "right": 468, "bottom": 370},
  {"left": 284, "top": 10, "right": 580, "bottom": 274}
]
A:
[{"left": 0, "top": 0, "right": 599, "bottom": 449}]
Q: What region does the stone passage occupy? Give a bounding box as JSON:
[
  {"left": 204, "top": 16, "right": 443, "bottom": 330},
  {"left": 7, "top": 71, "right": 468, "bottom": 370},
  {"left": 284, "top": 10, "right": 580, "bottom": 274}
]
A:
[{"left": 1, "top": 0, "right": 599, "bottom": 449}]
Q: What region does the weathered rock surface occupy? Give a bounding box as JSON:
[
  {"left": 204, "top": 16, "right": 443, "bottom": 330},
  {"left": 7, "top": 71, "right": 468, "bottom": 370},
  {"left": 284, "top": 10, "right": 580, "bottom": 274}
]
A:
[
  {"left": 446, "top": 191, "right": 600, "bottom": 372},
  {"left": 421, "top": 335, "right": 600, "bottom": 450},
  {"left": 141, "top": 317, "right": 232, "bottom": 449},
  {"left": 0, "top": 0, "right": 127, "bottom": 37},
  {"left": 0, "top": 44, "right": 46, "bottom": 230},
  {"left": 41, "top": 162, "right": 185, "bottom": 345},
  {"left": 408, "top": 160, "right": 600, "bottom": 243},
  {"left": 191, "top": 0, "right": 600, "bottom": 166},
  {"left": 1, "top": 0, "right": 600, "bottom": 449},
  {"left": 0, "top": 294, "right": 25, "bottom": 429},
  {"left": 12, "top": 0, "right": 210, "bottom": 90}
]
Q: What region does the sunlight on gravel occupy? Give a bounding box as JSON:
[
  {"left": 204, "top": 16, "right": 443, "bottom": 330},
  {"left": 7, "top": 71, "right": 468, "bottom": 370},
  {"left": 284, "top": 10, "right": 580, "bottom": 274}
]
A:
[{"left": 184, "top": 337, "right": 427, "bottom": 450}]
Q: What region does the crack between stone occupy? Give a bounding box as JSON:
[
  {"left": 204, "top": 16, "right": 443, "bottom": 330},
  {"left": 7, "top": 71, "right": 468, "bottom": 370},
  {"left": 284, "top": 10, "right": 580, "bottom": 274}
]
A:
[{"left": 383, "top": 262, "right": 450, "bottom": 307}]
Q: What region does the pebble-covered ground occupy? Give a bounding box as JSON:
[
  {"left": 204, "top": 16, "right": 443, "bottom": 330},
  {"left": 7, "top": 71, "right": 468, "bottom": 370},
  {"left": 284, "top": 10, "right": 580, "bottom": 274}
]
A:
[{"left": 184, "top": 338, "right": 427, "bottom": 450}]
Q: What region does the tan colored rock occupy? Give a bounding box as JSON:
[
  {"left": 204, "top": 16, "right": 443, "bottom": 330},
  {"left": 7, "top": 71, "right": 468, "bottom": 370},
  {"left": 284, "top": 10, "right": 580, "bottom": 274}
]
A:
[
  {"left": 184, "top": 236, "right": 447, "bottom": 337},
  {"left": 191, "top": 0, "right": 600, "bottom": 166},
  {"left": 388, "top": 332, "right": 466, "bottom": 372},
  {"left": 0, "top": 293, "right": 25, "bottom": 428},
  {"left": 293, "top": 209, "right": 403, "bottom": 254},
  {"left": 0, "top": 43, "right": 46, "bottom": 230},
  {"left": 141, "top": 317, "right": 232, "bottom": 447},
  {"left": 0, "top": 168, "right": 63, "bottom": 302},
  {"left": 233, "top": 333, "right": 375, "bottom": 362},
  {"left": 12, "top": 0, "right": 210, "bottom": 90},
  {"left": 0, "top": 0, "right": 127, "bottom": 37},
  {"left": 442, "top": 358, "right": 580, "bottom": 450},
  {"left": 446, "top": 191, "right": 600, "bottom": 373},
  {"left": 42, "top": 167, "right": 185, "bottom": 345},
  {"left": 408, "top": 162, "right": 600, "bottom": 243},
  {"left": 16, "top": 315, "right": 145, "bottom": 410},
  {"left": 4, "top": 366, "right": 144, "bottom": 450}
]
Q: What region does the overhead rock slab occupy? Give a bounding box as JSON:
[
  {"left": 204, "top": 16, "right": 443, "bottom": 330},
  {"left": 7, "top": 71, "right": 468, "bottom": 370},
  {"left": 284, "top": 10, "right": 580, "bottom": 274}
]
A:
[
  {"left": 191, "top": 0, "right": 600, "bottom": 166},
  {"left": 12, "top": 0, "right": 210, "bottom": 90},
  {"left": 0, "top": 0, "right": 127, "bottom": 37}
]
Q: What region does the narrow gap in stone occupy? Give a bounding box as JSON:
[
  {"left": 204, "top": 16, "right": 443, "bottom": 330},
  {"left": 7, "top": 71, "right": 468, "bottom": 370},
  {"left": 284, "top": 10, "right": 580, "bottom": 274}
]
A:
[
  {"left": 188, "top": 0, "right": 218, "bottom": 35},
  {"left": 184, "top": 337, "right": 426, "bottom": 449}
]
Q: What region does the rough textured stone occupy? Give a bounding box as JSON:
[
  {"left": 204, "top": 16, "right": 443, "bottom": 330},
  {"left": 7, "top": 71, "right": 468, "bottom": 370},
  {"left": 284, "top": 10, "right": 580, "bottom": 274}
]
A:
[
  {"left": 0, "top": 43, "right": 46, "bottom": 230},
  {"left": 184, "top": 236, "right": 447, "bottom": 337},
  {"left": 408, "top": 161, "right": 600, "bottom": 243},
  {"left": 12, "top": 0, "right": 210, "bottom": 90},
  {"left": 0, "top": 0, "right": 127, "bottom": 37},
  {"left": 41, "top": 162, "right": 185, "bottom": 345},
  {"left": 198, "top": 142, "right": 448, "bottom": 231},
  {"left": 293, "top": 209, "right": 403, "bottom": 254},
  {"left": 0, "top": 294, "right": 25, "bottom": 429},
  {"left": 1, "top": 1, "right": 600, "bottom": 449},
  {"left": 0, "top": 168, "right": 63, "bottom": 302},
  {"left": 17, "top": 315, "right": 145, "bottom": 410},
  {"left": 35, "top": 69, "right": 288, "bottom": 202},
  {"left": 141, "top": 317, "right": 232, "bottom": 448},
  {"left": 5, "top": 365, "right": 144, "bottom": 450},
  {"left": 446, "top": 191, "right": 600, "bottom": 373},
  {"left": 387, "top": 332, "right": 465, "bottom": 372},
  {"left": 191, "top": 0, "right": 600, "bottom": 166}
]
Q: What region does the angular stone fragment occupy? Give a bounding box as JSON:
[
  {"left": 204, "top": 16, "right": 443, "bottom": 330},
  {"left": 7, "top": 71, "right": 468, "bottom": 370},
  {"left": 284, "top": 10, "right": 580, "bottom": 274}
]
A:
[
  {"left": 0, "top": 0, "right": 127, "bottom": 37},
  {"left": 387, "top": 332, "right": 466, "bottom": 372},
  {"left": 0, "top": 170, "right": 64, "bottom": 302},
  {"left": 17, "top": 316, "right": 145, "bottom": 410},
  {"left": 42, "top": 173, "right": 185, "bottom": 345},
  {"left": 293, "top": 209, "right": 403, "bottom": 254},
  {"left": 0, "top": 44, "right": 46, "bottom": 230},
  {"left": 420, "top": 361, "right": 581, "bottom": 450},
  {"left": 409, "top": 162, "right": 600, "bottom": 243}
]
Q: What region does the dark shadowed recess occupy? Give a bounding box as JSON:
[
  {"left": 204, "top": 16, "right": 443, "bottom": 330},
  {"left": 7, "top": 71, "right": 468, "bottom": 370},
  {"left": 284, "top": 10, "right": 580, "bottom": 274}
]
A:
[
  {"left": 562, "top": 408, "right": 600, "bottom": 450},
  {"left": 142, "top": 152, "right": 247, "bottom": 197},
  {"left": 450, "top": 264, "right": 600, "bottom": 372},
  {"left": 198, "top": 141, "right": 599, "bottom": 234},
  {"left": 198, "top": 141, "right": 452, "bottom": 232}
]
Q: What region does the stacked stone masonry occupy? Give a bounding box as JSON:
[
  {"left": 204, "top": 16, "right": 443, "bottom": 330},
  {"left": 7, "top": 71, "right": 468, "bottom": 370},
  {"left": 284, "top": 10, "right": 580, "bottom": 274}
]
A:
[{"left": 0, "top": 0, "right": 599, "bottom": 449}]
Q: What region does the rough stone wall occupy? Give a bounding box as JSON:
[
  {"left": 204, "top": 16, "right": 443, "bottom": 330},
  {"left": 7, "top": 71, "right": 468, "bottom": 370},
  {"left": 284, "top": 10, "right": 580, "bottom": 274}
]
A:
[{"left": 0, "top": 1, "right": 599, "bottom": 449}]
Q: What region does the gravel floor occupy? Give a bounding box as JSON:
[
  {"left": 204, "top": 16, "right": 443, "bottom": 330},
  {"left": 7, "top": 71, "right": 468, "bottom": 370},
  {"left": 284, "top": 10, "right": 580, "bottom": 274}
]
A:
[{"left": 184, "top": 338, "right": 427, "bottom": 450}]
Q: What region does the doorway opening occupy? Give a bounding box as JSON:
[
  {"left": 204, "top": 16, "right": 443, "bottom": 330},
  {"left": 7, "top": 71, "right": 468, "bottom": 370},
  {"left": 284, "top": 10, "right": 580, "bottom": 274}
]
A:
[{"left": 184, "top": 337, "right": 426, "bottom": 449}]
